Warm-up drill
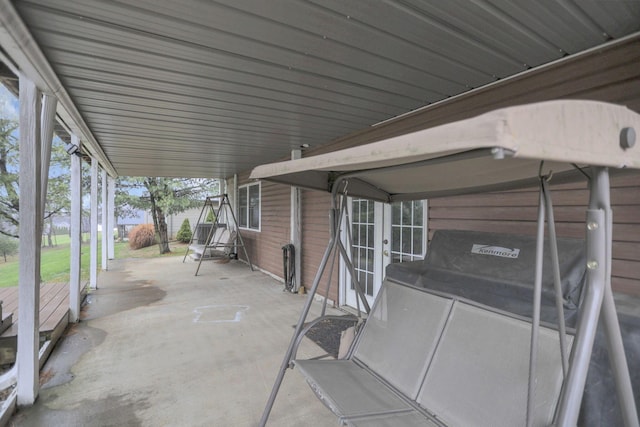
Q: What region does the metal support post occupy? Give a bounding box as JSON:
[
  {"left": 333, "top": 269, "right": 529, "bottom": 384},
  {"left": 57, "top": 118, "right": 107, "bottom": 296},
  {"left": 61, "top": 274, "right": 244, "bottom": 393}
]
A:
[
  {"left": 541, "top": 178, "right": 569, "bottom": 375},
  {"left": 291, "top": 149, "right": 302, "bottom": 292},
  {"left": 556, "top": 167, "right": 608, "bottom": 426},
  {"left": 593, "top": 168, "right": 638, "bottom": 427},
  {"left": 526, "top": 185, "right": 545, "bottom": 427}
]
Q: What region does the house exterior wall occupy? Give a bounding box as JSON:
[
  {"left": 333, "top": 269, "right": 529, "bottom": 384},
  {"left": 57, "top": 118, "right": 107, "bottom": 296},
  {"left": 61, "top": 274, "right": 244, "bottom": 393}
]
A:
[
  {"left": 247, "top": 171, "right": 640, "bottom": 301},
  {"left": 168, "top": 206, "right": 204, "bottom": 239},
  {"left": 429, "top": 172, "right": 640, "bottom": 296},
  {"left": 232, "top": 175, "right": 339, "bottom": 302},
  {"left": 301, "top": 190, "right": 338, "bottom": 304},
  {"left": 236, "top": 171, "right": 291, "bottom": 280},
  {"left": 234, "top": 38, "right": 640, "bottom": 299}
]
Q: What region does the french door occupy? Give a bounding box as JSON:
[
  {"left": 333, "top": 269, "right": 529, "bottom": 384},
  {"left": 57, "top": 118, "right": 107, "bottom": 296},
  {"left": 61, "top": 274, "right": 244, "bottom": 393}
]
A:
[
  {"left": 341, "top": 198, "right": 427, "bottom": 309},
  {"left": 343, "top": 199, "right": 383, "bottom": 308}
]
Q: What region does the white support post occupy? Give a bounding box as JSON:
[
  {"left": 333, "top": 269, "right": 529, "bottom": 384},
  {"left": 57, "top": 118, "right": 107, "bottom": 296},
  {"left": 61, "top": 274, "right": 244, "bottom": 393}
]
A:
[
  {"left": 290, "top": 150, "right": 302, "bottom": 291},
  {"left": 69, "top": 135, "right": 82, "bottom": 322},
  {"left": 39, "top": 94, "right": 56, "bottom": 215},
  {"left": 232, "top": 174, "right": 238, "bottom": 225},
  {"left": 90, "top": 158, "right": 99, "bottom": 289},
  {"left": 107, "top": 176, "right": 115, "bottom": 260},
  {"left": 17, "top": 76, "right": 42, "bottom": 406},
  {"left": 101, "top": 169, "right": 107, "bottom": 270}
]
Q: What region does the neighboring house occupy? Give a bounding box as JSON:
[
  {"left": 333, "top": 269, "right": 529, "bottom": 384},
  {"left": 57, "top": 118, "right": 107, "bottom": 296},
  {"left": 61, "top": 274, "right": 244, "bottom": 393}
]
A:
[
  {"left": 142, "top": 201, "right": 219, "bottom": 240},
  {"left": 117, "top": 209, "right": 145, "bottom": 240},
  {"left": 228, "top": 38, "right": 640, "bottom": 309}
]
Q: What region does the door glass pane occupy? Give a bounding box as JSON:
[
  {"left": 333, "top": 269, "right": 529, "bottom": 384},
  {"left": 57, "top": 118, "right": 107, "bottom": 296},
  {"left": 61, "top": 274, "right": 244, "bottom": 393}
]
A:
[
  {"left": 351, "top": 199, "right": 376, "bottom": 296},
  {"left": 351, "top": 223, "right": 359, "bottom": 247},
  {"left": 392, "top": 202, "right": 401, "bottom": 224},
  {"left": 392, "top": 226, "right": 400, "bottom": 252},
  {"left": 402, "top": 202, "right": 411, "bottom": 225},
  {"left": 390, "top": 201, "right": 425, "bottom": 263},
  {"left": 401, "top": 227, "right": 411, "bottom": 253},
  {"left": 414, "top": 200, "right": 423, "bottom": 224},
  {"left": 413, "top": 228, "right": 423, "bottom": 255},
  {"left": 366, "top": 248, "right": 374, "bottom": 272}
]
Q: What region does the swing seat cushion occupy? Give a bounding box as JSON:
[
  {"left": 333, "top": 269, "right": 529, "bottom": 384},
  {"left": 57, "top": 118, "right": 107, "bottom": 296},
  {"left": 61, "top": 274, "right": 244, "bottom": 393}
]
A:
[
  {"left": 295, "top": 279, "right": 572, "bottom": 427},
  {"left": 418, "top": 302, "right": 572, "bottom": 427},
  {"left": 294, "top": 360, "right": 414, "bottom": 420},
  {"left": 189, "top": 228, "right": 236, "bottom": 257}
]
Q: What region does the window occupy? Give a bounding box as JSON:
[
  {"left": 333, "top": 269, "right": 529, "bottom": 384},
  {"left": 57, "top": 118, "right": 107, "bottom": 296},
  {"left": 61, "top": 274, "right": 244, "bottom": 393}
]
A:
[
  {"left": 238, "top": 182, "right": 260, "bottom": 230},
  {"left": 390, "top": 200, "right": 425, "bottom": 263}
]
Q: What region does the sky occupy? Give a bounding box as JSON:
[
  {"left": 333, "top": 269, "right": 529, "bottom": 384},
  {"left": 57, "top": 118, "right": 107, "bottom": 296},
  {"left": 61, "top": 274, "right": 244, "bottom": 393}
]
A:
[
  {"left": 0, "top": 85, "right": 18, "bottom": 120},
  {"left": 0, "top": 84, "right": 88, "bottom": 208},
  {"left": 1, "top": 84, "right": 69, "bottom": 174}
]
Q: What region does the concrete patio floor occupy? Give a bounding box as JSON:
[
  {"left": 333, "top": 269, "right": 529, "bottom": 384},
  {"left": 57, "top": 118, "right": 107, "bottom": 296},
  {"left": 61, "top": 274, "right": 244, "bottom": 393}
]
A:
[{"left": 10, "top": 256, "right": 340, "bottom": 426}]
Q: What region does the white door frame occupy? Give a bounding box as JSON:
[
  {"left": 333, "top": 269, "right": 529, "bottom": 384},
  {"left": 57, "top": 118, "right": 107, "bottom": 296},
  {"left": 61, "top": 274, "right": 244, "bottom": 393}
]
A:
[
  {"left": 340, "top": 198, "right": 384, "bottom": 309},
  {"left": 340, "top": 199, "right": 428, "bottom": 309}
]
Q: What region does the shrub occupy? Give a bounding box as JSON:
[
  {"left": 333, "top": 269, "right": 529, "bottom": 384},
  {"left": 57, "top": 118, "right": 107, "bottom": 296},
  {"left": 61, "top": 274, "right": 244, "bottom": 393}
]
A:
[
  {"left": 176, "top": 219, "right": 192, "bottom": 243},
  {"left": 128, "top": 224, "right": 156, "bottom": 249},
  {"left": 0, "top": 235, "right": 18, "bottom": 262}
]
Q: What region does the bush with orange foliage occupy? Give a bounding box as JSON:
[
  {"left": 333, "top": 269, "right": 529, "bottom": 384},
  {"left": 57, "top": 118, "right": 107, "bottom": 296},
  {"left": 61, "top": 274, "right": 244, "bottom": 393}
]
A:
[{"left": 128, "top": 224, "right": 156, "bottom": 249}]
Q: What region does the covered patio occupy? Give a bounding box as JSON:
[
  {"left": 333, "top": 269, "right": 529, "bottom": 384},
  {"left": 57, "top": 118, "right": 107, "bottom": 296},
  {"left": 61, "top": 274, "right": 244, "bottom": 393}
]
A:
[
  {"left": 0, "top": 1, "right": 639, "bottom": 425},
  {"left": 11, "top": 256, "right": 338, "bottom": 426}
]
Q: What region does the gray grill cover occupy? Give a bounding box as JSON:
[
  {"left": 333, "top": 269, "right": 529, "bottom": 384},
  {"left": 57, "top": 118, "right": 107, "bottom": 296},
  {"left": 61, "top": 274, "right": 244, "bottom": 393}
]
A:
[
  {"left": 386, "top": 229, "right": 640, "bottom": 426},
  {"left": 388, "top": 230, "right": 585, "bottom": 312}
]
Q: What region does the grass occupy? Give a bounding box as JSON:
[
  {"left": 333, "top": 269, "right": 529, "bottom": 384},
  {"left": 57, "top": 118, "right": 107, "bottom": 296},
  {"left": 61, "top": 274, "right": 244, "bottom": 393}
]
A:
[{"left": 0, "top": 236, "right": 188, "bottom": 288}]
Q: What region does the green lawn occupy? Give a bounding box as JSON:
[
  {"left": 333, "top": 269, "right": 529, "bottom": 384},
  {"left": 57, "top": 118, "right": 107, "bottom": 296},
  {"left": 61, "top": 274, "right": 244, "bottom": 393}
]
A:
[{"left": 0, "top": 237, "right": 188, "bottom": 288}]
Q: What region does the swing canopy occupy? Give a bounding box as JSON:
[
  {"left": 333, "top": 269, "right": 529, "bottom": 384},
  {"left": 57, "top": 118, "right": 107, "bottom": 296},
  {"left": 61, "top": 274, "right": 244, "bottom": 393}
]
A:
[
  {"left": 253, "top": 100, "right": 640, "bottom": 427},
  {"left": 250, "top": 101, "right": 640, "bottom": 201}
]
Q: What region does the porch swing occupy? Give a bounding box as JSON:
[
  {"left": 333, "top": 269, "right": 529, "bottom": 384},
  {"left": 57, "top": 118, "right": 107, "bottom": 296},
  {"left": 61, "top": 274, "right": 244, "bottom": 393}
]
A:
[
  {"left": 250, "top": 100, "right": 640, "bottom": 427},
  {"left": 182, "top": 194, "right": 254, "bottom": 275}
]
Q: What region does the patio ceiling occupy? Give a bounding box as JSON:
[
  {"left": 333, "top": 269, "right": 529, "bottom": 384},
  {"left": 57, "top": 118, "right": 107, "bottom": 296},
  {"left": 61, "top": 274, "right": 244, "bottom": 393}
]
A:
[{"left": 1, "top": 0, "right": 640, "bottom": 178}]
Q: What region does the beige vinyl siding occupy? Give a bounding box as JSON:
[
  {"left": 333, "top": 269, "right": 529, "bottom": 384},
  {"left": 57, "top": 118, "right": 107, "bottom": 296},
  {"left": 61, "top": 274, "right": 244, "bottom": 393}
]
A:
[
  {"left": 300, "top": 190, "right": 338, "bottom": 303},
  {"left": 237, "top": 172, "right": 291, "bottom": 280},
  {"left": 237, "top": 37, "right": 640, "bottom": 300},
  {"left": 429, "top": 172, "right": 640, "bottom": 296}
]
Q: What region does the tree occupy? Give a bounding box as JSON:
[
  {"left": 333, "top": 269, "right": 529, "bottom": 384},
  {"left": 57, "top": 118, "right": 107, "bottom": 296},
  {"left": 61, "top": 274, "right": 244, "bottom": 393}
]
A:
[
  {"left": 0, "top": 234, "right": 18, "bottom": 262},
  {"left": 0, "top": 116, "right": 19, "bottom": 237},
  {"left": 117, "top": 177, "right": 218, "bottom": 254},
  {"left": 0, "top": 87, "right": 71, "bottom": 241},
  {"left": 176, "top": 218, "right": 192, "bottom": 243},
  {"left": 43, "top": 142, "right": 71, "bottom": 246}
]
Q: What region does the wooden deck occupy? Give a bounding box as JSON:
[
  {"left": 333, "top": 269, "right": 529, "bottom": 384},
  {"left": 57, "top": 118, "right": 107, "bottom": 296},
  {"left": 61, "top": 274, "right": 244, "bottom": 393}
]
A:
[{"left": 0, "top": 282, "right": 74, "bottom": 365}]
